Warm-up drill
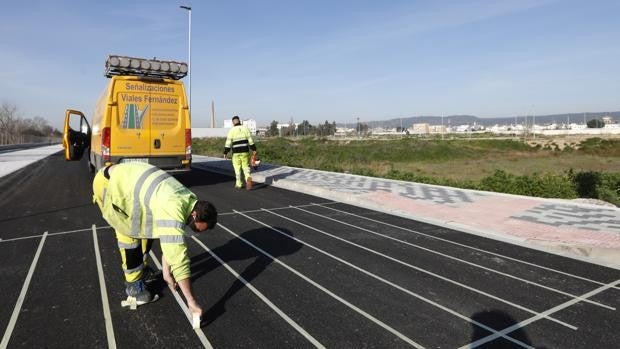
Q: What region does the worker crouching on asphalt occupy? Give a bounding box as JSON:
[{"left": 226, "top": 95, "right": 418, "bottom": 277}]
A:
[
  {"left": 92, "top": 162, "right": 217, "bottom": 319},
  {"left": 223, "top": 115, "right": 257, "bottom": 190}
]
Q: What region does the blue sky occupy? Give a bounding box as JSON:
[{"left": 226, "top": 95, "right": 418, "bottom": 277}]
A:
[{"left": 1, "top": 0, "right": 619, "bottom": 129}]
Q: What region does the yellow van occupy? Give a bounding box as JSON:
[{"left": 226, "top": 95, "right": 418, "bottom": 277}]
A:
[{"left": 63, "top": 55, "right": 192, "bottom": 172}]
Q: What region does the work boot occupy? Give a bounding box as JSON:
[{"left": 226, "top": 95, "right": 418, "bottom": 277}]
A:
[
  {"left": 246, "top": 177, "right": 253, "bottom": 190},
  {"left": 125, "top": 280, "right": 155, "bottom": 305},
  {"left": 143, "top": 265, "right": 160, "bottom": 284}
]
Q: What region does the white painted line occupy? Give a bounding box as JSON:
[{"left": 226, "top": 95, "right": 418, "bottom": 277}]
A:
[
  {"left": 222, "top": 216, "right": 425, "bottom": 348},
  {"left": 189, "top": 235, "right": 326, "bottom": 349},
  {"left": 0, "top": 227, "right": 97, "bottom": 243},
  {"left": 459, "top": 279, "right": 620, "bottom": 349},
  {"left": 1, "top": 232, "right": 48, "bottom": 349},
  {"left": 268, "top": 208, "right": 576, "bottom": 331},
  {"left": 92, "top": 225, "right": 117, "bottom": 349},
  {"left": 298, "top": 205, "right": 615, "bottom": 311},
  {"left": 147, "top": 251, "right": 214, "bottom": 349},
  {"left": 216, "top": 201, "right": 335, "bottom": 216},
  {"left": 235, "top": 211, "right": 528, "bottom": 349},
  {"left": 316, "top": 203, "right": 620, "bottom": 290}
]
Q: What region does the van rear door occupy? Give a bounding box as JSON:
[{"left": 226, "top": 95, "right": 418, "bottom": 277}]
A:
[
  {"left": 113, "top": 79, "right": 151, "bottom": 161},
  {"left": 113, "top": 78, "right": 186, "bottom": 163},
  {"left": 143, "top": 81, "right": 187, "bottom": 158}
]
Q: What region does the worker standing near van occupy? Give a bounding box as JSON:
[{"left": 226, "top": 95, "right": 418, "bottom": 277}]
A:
[
  {"left": 92, "top": 162, "right": 217, "bottom": 322},
  {"left": 223, "top": 115, "right": 257, "bottom": 190}
]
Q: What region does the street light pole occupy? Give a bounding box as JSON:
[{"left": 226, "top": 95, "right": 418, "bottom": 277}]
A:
[{"left": 180, "top": 5, "right": 192, "bottom": 115}]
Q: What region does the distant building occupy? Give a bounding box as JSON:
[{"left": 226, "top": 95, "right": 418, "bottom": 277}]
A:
[
  {"left": 602, "top": 116, "right": 615, "bottom": 124},
  {"left": 224, "top": 118, "right": 257, "bottom": 134},
  {"left": 429, "top": 125, "right": 447, "bottom": 134},
  {"left": 411, "top": 123, "right": 429, "bottom": 134}
]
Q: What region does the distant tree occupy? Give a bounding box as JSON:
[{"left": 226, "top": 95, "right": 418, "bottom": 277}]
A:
[
  {"left": 0, "top": 102, "right": 20, "bottom": 144},
  {"left": 356, "top": 122, "right": 368, "bottom": 134},
  {"left": 267, "top": 120, "right": 279, "bottom": 137},
  {"left": 587, "top": 119, "right": 605, "bottom": 128},
  {"left": 298, "top": 120, "right": 314, "bottom": 136},
  {"left": 317, "top": 120, "right": 336, "bottom": 136}
]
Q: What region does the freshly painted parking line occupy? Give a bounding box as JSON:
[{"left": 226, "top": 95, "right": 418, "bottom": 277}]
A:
[
  {"left": 265, "top": 207, "right": 576, "bottom": 330},
  {"left": 190, "top": 233, "right": 325, "bottom": 349},
  {"left": 293, "top": 205, "right": 614, "bottom": 311},
  {"left": 236, "top": 210, "right": 536, "bottom": 348},
  {"left": 0, "top": 227, "right": 95, "bottom": 243},
  {"left": 147, "top": 251, "right": 214, "bottom": 349},
  {"left": 92, "top": 225, "right": 117, "bottom": 349},
  {"left": 316, "top": 202, "right": 620, "bottom": 290},
  {"left": 222, "top": 215, "right": 425, "bottom": 348},
  {"left": 459, "top": 278, "right": 620, "bottom": 348},
  {"left": 0, "top": 232, "right": 47, "bottom": 349}
]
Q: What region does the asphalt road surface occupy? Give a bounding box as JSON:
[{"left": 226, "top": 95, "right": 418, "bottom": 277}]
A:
[{"left": 0, "top": 151, "right": 618, "bottom": 348}]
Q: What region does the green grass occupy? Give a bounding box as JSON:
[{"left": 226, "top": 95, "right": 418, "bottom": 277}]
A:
[{"left": 193, "top": 136, "right": 620, "bottom": 206}]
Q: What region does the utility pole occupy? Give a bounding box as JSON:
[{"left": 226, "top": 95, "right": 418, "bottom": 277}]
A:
[
  {"left": 211, "top": 100, "right": 215, "bottom": 128},
  {"left": 532, "top": 108, "right": 536, "bottom": 139},
  {"left": 441, "top": 112, "right": 444, "bottom": 140}
]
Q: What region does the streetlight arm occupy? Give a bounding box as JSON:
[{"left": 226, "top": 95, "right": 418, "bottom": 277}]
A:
[{"left": 180, "top": 5, "right": 191, "bottom": 10}]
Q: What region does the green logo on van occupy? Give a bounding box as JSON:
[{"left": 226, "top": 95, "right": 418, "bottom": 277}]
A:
[{"left": 122, "top": 104, "right": 149, "bottom": 129}]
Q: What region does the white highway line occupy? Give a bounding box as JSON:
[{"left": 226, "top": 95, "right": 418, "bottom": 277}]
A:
[
  {"left": 147, "top": 251, "right": 214, "bottom": 349},
  {"left": 268, "top": 208, "right": 576, "bottom": 330},
  {"left": 223, "top": 215, "right": 425, "bottom": 348},
  {"left": 1, "top": 232, "right": 47, "bottom": 349},
  {"left": 316, "top": 203, "right": 620, "bottom": 291},
  {"left": 298, "top": 205, "right": 615, "bottom": 311},
  {"left": 190, "top": 234, "right": 326, "bottom": 349},
  {"left": 459, "top": 278, "right": 620, "bottom": 349},
  {"left": 237, "top": 211, "right": 532, "bottom": 349},
  {"left": 92, "top": 225, "right": 117, "bottom": 349}
]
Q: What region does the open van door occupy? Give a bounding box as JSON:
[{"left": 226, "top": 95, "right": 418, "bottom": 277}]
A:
[{"left": 63, "top": 109, "right": 91, "bottom": 161}]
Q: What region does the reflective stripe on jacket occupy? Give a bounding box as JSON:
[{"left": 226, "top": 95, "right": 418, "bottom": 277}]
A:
[
  {"left": 92, "top": 162, "right": 197, "bottom": 281},
  {"left": 224, "top": 125, "right": 255, "bottom": 154}
]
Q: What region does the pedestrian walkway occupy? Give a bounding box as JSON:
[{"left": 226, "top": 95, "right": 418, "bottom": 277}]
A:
[{"left": 192, "top": 155, "right": 620, "bottom": 270}]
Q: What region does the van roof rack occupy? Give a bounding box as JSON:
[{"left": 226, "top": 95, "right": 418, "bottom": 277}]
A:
[{"left": 105, "top": 55, "right": 188, "bottom": 80}]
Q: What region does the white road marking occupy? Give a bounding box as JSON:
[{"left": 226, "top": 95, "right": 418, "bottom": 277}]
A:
[
  {"left": 148, "top": 251, "right": 214, "bottom": 349},
  {"left": 296, "top": 206, "right": 615, "bottom": 310},
  {"left": 236, "top": 210, "right": 530, "bottom": 349},
  {"left": 316, "top": 203, "right": 620, "bottom": 290},
  {"left": 92, "top": 225, "right": 117, "bottom": 349},
  {"left": 1, "top": 232, "right": 47, "bottom": 349},
  {"left": 0, "top": 227, "right": 95, "bottom": 243},
  {"left": 215, "top": 202, "right": 335, "bottom": 216},
  {"left": 268, "top": 208, "right": 576, "bottom": 330},
  {"left": 458, "top": 279, "right": 620, "bottom": 348},
  {"left": 189, "top": 235, "right": 326, "bottom": 349}
]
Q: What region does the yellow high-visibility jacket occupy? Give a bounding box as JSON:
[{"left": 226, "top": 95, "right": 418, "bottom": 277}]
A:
[
  {"left": 224, "top": 124, "right": 256, "bottom": 154},
  {"left": 92, "top": 162, "right": 197, "bottom": 281}
]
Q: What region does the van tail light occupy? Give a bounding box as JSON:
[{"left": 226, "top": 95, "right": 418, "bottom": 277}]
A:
[
  {"left": 185, "top": 128, "right": 192, "bottom": 159},
  {"left": 102, "top": 127, "right": 111, "bottom": 161}
]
